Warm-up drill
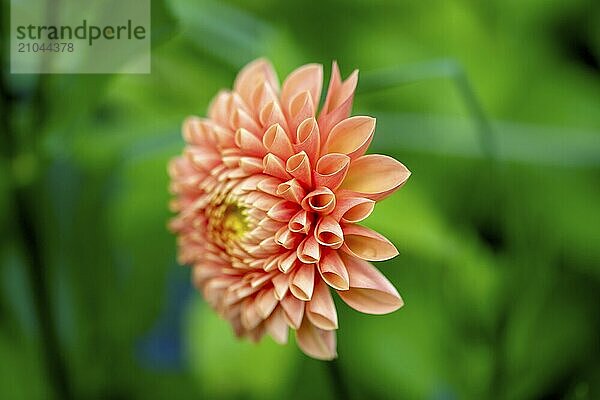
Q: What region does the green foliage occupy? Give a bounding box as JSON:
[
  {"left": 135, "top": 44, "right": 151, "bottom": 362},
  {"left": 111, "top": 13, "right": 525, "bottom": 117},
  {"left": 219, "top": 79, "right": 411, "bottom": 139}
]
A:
[{"left": 1, "top": 0, "right": 599, "bottom": 399}]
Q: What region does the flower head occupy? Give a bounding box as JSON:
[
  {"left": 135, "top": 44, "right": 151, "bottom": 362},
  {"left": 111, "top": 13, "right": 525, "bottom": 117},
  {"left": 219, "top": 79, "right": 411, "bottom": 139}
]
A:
[{"left": 169, "top": 59, "right": 411, "bottom": 360}]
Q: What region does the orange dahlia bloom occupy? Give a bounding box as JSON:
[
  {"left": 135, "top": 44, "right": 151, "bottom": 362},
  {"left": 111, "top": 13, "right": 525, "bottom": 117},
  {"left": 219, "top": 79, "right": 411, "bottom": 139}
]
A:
[{"left": 169, "top": 59, "right": 411, "bottom": 360}]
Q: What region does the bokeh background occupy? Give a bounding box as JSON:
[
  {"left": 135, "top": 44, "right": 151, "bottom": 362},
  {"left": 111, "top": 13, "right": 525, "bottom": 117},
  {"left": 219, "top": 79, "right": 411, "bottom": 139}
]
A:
[{"left": 1, "top": 0, "right": 600, "bottom": 399}]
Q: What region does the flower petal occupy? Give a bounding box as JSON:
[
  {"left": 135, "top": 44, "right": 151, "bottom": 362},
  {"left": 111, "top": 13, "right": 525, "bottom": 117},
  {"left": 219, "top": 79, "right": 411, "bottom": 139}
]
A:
[
  {"left": 301, "top": 187, "right": 336, "bottom": 215},
  {"left": 307, "top": 279, "right": 338, "bottom": 330},
  {"left": 315, "top": 216, "right": 344, "bottom": 249},
  {"left": 323, "top": 116, "right": 375, "bottom": 160},
  {"left": 341, "top": 224, "right": 398, "bottom": 261},
  {"left": 286, "top": 151, "right": 312, "bottom": 187},
  {"left": 294, "top": 118, "right": 321, "bottom": 165},
  {"left": 289, "top": 209, "right": 312, "bottom": 234},
  {"left": 318, "top": 61, "right": 358, "bottom": 139},
  {"left": 281, "top": 63, "right": 322, "bottom": 116},
  {"left": 314, "top": 153, "right": 350, "bottom": 191},
  {"left": 337, "top": 253, "right": 403, "bottom": 314},
  {"left": 281, "top": 294, "right": 305, "bottom": 329},
  {"left": 318, "top": 251, "right": 350, "bottom": 291},
  {"left": 339, "top": 154, "right": 411, "bottom": 200},
  {"left": 263, "top": 124, "right": 294, "bottom": 160},
  {"left": 277, "top": 178, "right": 306, "bottom": 204},
  {"left": 234, "top": 58, "right": 279, "bottom": 108},
  {"left": 296, "top": 318, "right": 337, "bottom": 360},
  {"left": 235, "top": 128, "right": 266, "bottom": 157},
  {"left": 266, "top": 306, "right": 289, "bottom": 344},
  {"left": 331, "top": 197, "right": 375, "bottom": 223},
  {"left": 263, "top": 153, "right": 291, "bottom": 180},
  {"left": 290, "top": 264, "right": 315, "bottom": 301},
  {"left": 297, "top": 235, "right": 321, "bottom": 264}
]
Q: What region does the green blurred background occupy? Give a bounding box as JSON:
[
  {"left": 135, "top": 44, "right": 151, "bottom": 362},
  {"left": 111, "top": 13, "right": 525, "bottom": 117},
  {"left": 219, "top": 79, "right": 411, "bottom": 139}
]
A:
[{"left": 1, "top": 0, "right": 599, "bottom": 399}]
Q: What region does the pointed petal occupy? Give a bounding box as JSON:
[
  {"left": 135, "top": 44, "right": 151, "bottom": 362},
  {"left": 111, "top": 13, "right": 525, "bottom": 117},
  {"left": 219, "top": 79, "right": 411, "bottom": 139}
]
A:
[
  {"left": 289, "top": 209, "right": 312, "bottom": 234},
  {"left": 341, "top": 224, "right": 398, "bottom": 261},
  {"left": 281, "top": 294, "right": 305, "bottom": 329},
  {"left": 318, "top": 63, "right": 358, "bottom": 140},
  {"left": 263, "top": 153, "right": 292, "bottom": 180},
  {"left": 339, "top": 155, "right": 411, "bottom": 201},
  {"left": 297, "top": 235, "right": 321, "bottom": 264},
  {"left": 338, "top": 253, "right": 403, "bottom": 314},
  {"left": 286, "top": 151, "right": 312, "bottom": 187},
  {"left": 307, "top": 279, "right": 338, "bottom": 330},
  {"left": 323, "top": 116, "right": 375, "bottom": 160},
  {"left": 331, "top": 197, "right": 375, "bottom": 223},
  {"left": 256, "top": 287, "right": 279, "bottom": 319},
  {"left": 234, "top": 58, "right": 279, "bottom": 107},
  {"left": 290, "top": 264, "right": 315, "bottom": 301},
  {"left": 314, "top": 153, "right": 350, "bottom": 191},
  {"left": 267, "top": 200, "right": 300, "bottom": 222},
  {"left": 318, "top": 251, "right": 350, "bottom": 291},
  {"left": 259, "top": 101, "right": 290, "bottom": 133},
  {"left": 277, "top": 179, "right": 306, "bottom": 204},
  {"left": 315, "top": 216, "right": 344, "bottom": 249},
  {"left": 296, "top": 318, "right": 337, "bottom": 360},
  {"left": 281, "top": 63, "right": 322, "bottom": 115},
  {"left": 294, "top": 117, "right": 321, "bottom": 165},
  {"left": 235, "top": 128, "right": 266, "bottom": 157},
  {"left": 272, "top": 272, "right": 289, "bottom": 300},
  {"left": 266, "top": 306, "right": 289, "bottom": 344},
  {"left": 263, "top": 124, "right": 294, "bottom": 160}
]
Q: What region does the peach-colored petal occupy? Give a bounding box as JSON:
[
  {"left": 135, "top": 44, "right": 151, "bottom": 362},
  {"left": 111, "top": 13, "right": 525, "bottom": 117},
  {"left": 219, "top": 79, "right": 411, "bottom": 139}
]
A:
[
  {"left": 323, "top": 116, "right": 375, "bottom": 160},
  {"left": 286, "top": 151, "right": 312, "bottom": 187},
  {"left": 266, "top": 306, "right": 289, "bottom": 344},
  {"left": 235, "top": 128, "right": 266, "bottom": 157},
  {"left": 277, "top": 178, "right": 306, "bottom": 204},
  {"left": 182, "top": 117, "right": 216, "bottom": 147},
  {"left": 287, "top": 91, "right": 315, "bottom": 134},
  {"left": 207, "top": 90, "right": 231, "bottom": 127},
  {"left": 306, "top": 279, "right": 338, "bottom": 330},
  {"left": 272, "top": 272, "right": 289, "bottom": 300},
  {"left": 315, "top": 216, "right": 344, "bottom": 248},
  {"left": 294, "top": 118, "right": 321, "bottom": 165},
  {"left": 297, "top": 235, "right": 321, "bottom": 264},
  {"left": 314, "top": 153, "right": 350, "bottom": 191},
  {"left": 339, "top": 155, "right": 411, "bottom": 201},
  {"left": 263, "top": 153, "right": 291, "bottom": 180},
  {"left": 259, "top": 101, "right": 290, "bottom": 133},
  {"left": 263, "top": 124, "right": 294, "bottom": 160},
  {"left": 301, "top": 187, "right": 336, "bottom": 214},
  {"left": 338, "top": 253, "right": 403, "bottom": 314},
  {"left": 233, "top": 58, "right": 279, "bottom": 107},
  {"left": 296, "top": 318, "right": 337, "bottom": 360},
  {"left": 239, "top": 157, "right": 264, "bottom": 174},
  {"left": 267, "top": 200, "right": 300, "bottom": 222},
  {"left": 230, "top": 108, "right": 261, "bottom": 136},
  {"left": 289, "top": 209, "right": 312, "bottom": 234},
  {"left": 281, "top": 294, "right": 305, "bottom": 329},
  {"left": 185, "top": 147, "right": 221, "bottom": 171},
  {"left": 318, "top": 62, "right": 358, "bottom": 140},
  {"left": 289, "top": 263, "right": 315, "bottom": 301},
  {"left": 341, "top": 224, "right": 399, "bottom": 261},
  {"left": 250, "top": 80, "right": 279, "bottom": 113},
  {"left": 241, "top": 298, "right": 262, "bottom": 330},
  {"left": 277, "top": 250, "right": 298, "bottom": 273},
  {"left": 330, "top": 197, "right": 375, "bottom": 223},
  {"left": 256, "top": 287, "right": 278, "bottom": 319},
  {"left": 274, "top": 226, "right": 300, "bottom": 251},
  {"left": 318, "top": 251, "right": 350, "bottom": 291},
  {"left": 281, "top": 63, "right": 322, "bottom": 116}
]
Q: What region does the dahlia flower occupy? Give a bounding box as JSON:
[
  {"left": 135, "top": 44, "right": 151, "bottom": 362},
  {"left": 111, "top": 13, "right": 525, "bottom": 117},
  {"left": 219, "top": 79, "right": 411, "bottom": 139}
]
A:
[{"left": 169, "top": 59, "right": 411, "bottom": 360}]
